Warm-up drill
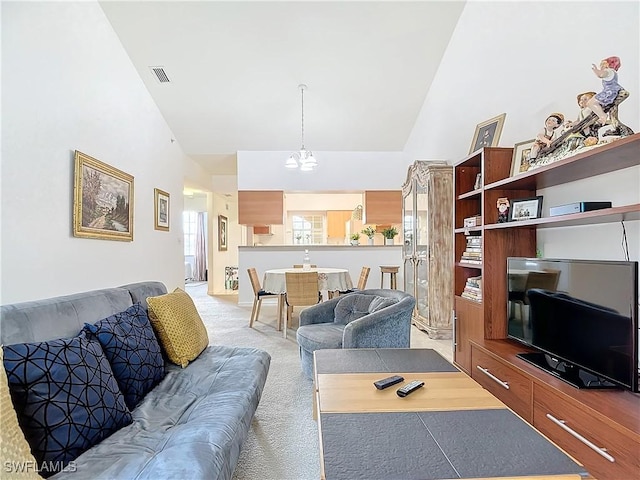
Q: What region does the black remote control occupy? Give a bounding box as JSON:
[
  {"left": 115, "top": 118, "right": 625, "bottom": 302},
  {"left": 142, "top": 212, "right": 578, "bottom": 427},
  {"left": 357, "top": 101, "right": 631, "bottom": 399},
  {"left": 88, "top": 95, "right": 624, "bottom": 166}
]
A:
[
  {"left": 373, "top": 375, "right": 404, "bottom": 390},
  {"left": 396, "top": 380, "right": 425, "bottom": 397}
]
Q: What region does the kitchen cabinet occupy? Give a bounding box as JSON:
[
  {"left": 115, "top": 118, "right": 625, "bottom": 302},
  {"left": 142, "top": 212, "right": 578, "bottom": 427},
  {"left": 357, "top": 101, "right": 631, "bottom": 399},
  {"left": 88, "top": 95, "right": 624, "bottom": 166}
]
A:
[
  {"left": 363, "top": 190, "right": 402, "bottom": 225},
  {"left": 326, "top": 211, "right": 352, "bottom": 238},
  {"left": 238, "top": 191, "right": 284, "bottom": 225}
]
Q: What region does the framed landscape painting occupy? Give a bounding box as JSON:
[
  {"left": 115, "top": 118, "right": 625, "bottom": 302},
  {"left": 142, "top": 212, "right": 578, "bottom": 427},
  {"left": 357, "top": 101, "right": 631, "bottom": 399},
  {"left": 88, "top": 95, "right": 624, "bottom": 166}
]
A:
[
  {"left": 154, "top": 188, "right": 170, "bottom": 231},
  {"left": 73, "top": 150, "right": 134, "bottom": 241},
  {"left": 469, "top": 113, "right": 507, "bottom": 154}
]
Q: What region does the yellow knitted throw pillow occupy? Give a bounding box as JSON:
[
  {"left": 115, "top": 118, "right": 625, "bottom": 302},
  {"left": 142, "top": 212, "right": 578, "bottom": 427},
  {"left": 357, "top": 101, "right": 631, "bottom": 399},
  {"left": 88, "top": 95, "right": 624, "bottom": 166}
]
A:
[
  {"left": 0, "top": 347, "right": 43, "bottom": 479},
  {"left": 147, "top": 288, "right": 209, "bottom": 368}
]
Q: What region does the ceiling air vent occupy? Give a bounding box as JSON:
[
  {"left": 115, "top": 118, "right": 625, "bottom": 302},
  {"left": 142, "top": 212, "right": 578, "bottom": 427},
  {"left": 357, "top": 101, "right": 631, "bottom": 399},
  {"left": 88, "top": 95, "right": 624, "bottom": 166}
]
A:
[{"left": 149, "top": 66, "right": 170, "bottom": 83}]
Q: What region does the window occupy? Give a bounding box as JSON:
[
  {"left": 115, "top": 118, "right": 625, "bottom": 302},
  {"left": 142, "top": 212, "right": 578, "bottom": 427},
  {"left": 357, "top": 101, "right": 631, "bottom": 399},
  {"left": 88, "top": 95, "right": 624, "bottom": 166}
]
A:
[
  {"left": 183, "top": 211, "right": 197, "bottom": 255},
  {"left": 291, "top": 214, "right": 324, "bottom": 244}
]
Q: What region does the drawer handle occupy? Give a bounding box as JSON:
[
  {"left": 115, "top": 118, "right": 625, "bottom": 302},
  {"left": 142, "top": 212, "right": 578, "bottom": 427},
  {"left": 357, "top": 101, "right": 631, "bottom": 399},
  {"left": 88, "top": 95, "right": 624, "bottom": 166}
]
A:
[
  {"left": 476, "top": 365, "right": 510, "bottom": 389},
  {"left": 545, "top": 413, "right": 615, "bottom": 463}
]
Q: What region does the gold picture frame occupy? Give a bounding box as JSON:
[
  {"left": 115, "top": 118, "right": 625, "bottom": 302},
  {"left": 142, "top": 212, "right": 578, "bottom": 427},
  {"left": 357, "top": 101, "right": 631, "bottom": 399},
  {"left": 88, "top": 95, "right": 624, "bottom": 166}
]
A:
[
  {"left": 154, "top": 188, "right": 170, "bottom": 231},
  {"left": 218, "top": 215, "right": 228, "bottom": 251},
  {"left": 73, "top": 150, "right": 134, "bottom": 241},
  {"left": 510, "top": 139, "right": 536, "bottom": 176},
  {"left": 469, "top": 113, "right": 507, "bottom": 154}
]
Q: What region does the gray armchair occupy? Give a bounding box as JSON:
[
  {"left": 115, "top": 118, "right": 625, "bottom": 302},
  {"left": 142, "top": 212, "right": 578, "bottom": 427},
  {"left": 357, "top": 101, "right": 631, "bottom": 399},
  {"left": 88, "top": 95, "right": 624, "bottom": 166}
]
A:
[{"left": 296, "top": 289, "right": 416, "bottom": 378}]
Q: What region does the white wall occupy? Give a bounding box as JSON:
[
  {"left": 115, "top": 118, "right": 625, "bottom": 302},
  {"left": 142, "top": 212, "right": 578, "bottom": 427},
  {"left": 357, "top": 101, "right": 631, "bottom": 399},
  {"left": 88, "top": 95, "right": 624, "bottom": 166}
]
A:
[
  {"left": 404, "top": 1, "right": 640, "bottom": 265},
  {"left": 1, "top": 2, "right": 186, "bottom": 303},
  {"left": 237, "top": 151, "right": 408, "bottom": 190}
]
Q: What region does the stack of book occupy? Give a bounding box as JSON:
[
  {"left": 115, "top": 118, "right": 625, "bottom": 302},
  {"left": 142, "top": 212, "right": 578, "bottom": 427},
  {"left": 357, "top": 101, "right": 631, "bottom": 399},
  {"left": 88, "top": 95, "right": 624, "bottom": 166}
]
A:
[
  {"left": 460, "top": 235, "right": 482, "bottom": 265},
  {"left": 461, "top": 275, "right": 482, "bottom": 302}
]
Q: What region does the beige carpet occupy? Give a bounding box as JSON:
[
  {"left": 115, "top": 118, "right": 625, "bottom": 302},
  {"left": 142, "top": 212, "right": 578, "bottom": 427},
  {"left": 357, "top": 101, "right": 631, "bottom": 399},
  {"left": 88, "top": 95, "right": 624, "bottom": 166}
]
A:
[{"left": 186, "top": 284, "right": 320, "bottom": 480}]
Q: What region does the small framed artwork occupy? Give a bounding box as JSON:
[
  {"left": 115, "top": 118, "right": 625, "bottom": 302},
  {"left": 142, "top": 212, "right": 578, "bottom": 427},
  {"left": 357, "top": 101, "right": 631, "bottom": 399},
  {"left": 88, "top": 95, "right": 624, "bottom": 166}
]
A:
[
  {"left": 469, "top": 113, "right": 507, "bottom": 154},
  {"left": 509, "top": 196, "right": 543, "bottom": 222},
  {"left": 154, "top": 188, "right": 170, "bottom": 231},
  {"left": 73, "top": 150, "right": 134, "bottom": 241},
  {"left": 510, "top": 139, "right": 536, "bottom": 176},
  {"left": 218, "top": 215, "right": 228, "bottom": 251}
]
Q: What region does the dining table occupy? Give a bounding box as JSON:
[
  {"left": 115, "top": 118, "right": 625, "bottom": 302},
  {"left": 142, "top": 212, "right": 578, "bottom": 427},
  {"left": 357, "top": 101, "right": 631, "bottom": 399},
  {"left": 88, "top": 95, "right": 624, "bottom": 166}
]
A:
[{"left": 262, "top": 267, "right": 354, "bottom": 338}]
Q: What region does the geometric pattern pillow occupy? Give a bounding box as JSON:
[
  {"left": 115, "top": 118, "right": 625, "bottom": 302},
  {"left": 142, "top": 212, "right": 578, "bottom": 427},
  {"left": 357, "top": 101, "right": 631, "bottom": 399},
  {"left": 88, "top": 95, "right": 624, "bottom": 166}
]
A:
[
  {"left": 147, "top": 288, "right": 209, "bottom": 368},
  {"left": 2, "top": 334, "right": 132, "bottom": 476},
  {"left": 84, "top": 303, "right": 166, "bottom": 410},
  {"left": 0, "top": 346, "right": 43, "bottom": 479}
]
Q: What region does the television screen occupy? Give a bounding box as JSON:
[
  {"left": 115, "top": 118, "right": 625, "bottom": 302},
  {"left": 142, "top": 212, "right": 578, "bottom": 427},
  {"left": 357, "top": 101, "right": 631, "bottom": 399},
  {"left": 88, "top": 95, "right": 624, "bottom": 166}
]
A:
[{"left": 507, "top": 258, "right": 638, "bottom": 391}]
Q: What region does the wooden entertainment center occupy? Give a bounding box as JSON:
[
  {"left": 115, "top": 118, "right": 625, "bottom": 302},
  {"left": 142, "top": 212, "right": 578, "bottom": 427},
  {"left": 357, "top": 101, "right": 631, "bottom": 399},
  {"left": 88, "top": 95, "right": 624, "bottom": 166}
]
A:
[{"left": 452, "top": 133, "right": 640, "bottom": 480}]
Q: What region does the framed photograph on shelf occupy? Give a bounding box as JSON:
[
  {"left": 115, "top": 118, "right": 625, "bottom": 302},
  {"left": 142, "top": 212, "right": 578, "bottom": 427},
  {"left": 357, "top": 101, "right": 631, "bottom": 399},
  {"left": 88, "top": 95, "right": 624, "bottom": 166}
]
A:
[
  {"left": 469, "top": 113, "right": 507, "bottom": 154},
  {"left": 510, "top": 139, "right": 536, "bottom": 176},
  {"left": 154, "top": 188, "right": 170, "bottom": 231},
  {"left": 509, "top": 196, "right": 543, "bottom": 222},
  {"left": 73, "top": 150, "right": 134, "bottom": 241},
  {"left": 218, "top": 215, "right": 228, "bottom": 251}
]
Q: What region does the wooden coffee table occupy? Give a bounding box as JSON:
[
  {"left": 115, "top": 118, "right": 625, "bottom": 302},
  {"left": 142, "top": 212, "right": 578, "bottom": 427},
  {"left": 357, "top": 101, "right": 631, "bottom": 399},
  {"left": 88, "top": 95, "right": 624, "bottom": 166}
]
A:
[{"left": 313, "top": 348, "right": 590, "bottom": 480}]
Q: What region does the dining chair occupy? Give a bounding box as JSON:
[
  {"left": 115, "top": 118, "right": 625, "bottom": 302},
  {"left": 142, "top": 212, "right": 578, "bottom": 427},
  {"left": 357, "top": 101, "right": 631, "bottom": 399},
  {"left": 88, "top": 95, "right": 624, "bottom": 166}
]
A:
[
  {"left": 292, "top": 264, "right": 317, "bottom": 268},
  {"left": 284, "top": 271, "right": 321, "bottom": 338},
  {"left": 329, "top": 266, "right": 370, "bottom": 298},
  {"left": 247, "top": 268, "right": 281, "bottom": 329}
]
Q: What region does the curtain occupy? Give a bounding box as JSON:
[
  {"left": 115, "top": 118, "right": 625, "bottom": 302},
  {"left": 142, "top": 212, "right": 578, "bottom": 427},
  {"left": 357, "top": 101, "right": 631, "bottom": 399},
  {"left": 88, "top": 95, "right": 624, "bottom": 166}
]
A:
[{"left": 193, "top": 212, "right": 207, "bottom": 281}]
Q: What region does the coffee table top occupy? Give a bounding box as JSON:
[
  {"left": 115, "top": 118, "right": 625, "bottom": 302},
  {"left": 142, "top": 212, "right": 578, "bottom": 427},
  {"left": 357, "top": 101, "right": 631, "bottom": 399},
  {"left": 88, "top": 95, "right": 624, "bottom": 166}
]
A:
[{"left": 313, "top": 348, "right": 589, "bottom": 480}]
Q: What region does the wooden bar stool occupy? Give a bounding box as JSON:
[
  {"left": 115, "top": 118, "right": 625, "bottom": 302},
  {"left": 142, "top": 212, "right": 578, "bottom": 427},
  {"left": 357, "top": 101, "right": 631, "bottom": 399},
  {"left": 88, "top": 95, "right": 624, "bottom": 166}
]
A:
[{"left": 379, "top": 266, "right": 399, "bottom": 289}]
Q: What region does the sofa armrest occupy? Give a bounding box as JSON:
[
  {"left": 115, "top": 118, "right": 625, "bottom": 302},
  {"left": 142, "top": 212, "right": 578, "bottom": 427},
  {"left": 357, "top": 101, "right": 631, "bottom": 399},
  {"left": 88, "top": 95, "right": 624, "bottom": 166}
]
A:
[{"left": 299, "top": 296, "right": 342, "bottom": 326}]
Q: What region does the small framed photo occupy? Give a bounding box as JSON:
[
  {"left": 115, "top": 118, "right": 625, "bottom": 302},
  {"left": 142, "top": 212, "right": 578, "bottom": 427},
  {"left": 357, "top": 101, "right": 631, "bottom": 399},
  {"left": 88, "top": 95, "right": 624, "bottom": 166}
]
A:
[
  {"left": 469, "top": 113, "right": 506, "bottom": 154},
  {"left": 509, "top": 196, "right": 543, "bottom": 222},
  {"left": 73, "top": 150, "right": 134, "bottom": 241},
  {"left": 510, "top": 139, "right": 536, "bottom": 176},
  {"left": 154, "top": 188, "right": 170, "bottom": 231},
  {"left": 218, "top": 215, "right": 228, "bottom": 251}
]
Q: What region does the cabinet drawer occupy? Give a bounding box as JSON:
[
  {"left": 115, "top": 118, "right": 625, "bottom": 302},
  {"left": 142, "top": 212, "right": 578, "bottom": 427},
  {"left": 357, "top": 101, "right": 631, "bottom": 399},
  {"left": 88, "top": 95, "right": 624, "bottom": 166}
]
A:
[
  {"left": 533, "top": 385, "right": 639, "bottom": 480},
  {"left": 471, "top": 345, "right": 532, "bottom": 421}
]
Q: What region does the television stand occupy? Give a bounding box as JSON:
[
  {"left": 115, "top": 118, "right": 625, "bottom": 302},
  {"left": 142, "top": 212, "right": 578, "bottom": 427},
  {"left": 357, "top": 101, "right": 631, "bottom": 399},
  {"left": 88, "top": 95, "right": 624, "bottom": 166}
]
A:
[{"left": 516, "top": 352, "right": 620, "bottom": 389}]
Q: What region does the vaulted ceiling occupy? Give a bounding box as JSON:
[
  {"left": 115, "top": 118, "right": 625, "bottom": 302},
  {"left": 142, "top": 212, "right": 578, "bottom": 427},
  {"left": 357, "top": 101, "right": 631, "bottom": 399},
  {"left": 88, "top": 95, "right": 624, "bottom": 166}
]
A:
[{"left": 100, "top": 1, "right": 465, "bottom": 175}]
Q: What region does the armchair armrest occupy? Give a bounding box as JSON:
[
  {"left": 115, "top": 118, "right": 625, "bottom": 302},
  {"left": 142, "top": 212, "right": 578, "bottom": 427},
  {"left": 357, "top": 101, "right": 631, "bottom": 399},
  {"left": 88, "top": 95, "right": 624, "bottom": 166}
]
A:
[{"left": 299, "top": 296, "right": 342, "bottom": 326}]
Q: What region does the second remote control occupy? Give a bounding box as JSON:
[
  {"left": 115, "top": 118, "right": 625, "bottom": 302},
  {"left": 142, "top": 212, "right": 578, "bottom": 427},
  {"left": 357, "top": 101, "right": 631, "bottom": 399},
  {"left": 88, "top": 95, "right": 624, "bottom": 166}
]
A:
[
  {"left": 374, "top": 375, "right": 404, "bottom": 390},
  {"left": 396, "top": 380, "right": 425, "bottom": 397}
]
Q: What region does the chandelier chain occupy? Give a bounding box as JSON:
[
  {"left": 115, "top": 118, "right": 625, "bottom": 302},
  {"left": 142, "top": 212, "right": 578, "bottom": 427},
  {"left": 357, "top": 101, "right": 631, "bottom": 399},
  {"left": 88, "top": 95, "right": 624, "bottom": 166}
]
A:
[{"left": 300, "top": 86, "right": 305, "bottom": 149}]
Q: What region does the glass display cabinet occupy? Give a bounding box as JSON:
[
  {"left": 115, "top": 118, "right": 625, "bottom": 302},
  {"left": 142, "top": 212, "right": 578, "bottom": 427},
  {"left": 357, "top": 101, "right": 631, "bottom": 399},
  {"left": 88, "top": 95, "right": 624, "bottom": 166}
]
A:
[{"left": 402, "top": 161, "right": 454, "bottom": 338}]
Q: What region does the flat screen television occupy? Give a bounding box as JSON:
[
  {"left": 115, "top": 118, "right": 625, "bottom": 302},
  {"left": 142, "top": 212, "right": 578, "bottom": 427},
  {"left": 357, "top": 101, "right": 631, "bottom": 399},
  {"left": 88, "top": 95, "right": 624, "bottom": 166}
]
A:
[{"left": 507, "top": 257, "right": 639, "bottom": 392}]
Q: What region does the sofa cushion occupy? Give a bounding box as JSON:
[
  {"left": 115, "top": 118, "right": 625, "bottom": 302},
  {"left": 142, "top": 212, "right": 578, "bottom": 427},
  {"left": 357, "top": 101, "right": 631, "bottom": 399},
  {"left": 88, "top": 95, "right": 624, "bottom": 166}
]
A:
[
  {"left": 0, "top": 347, "right": 42, "bottom": 479},
  {"left": 297, "top": 323, "right": 346, "bottom": 352},
  {"left": 2, "top": 334, "right": 132, "bottom": 476},
  {"left": 147, "top": 288, "right": 209, "bottom": 368},
  {"left": 83, "top": 303, "right": 165, "bottom": 410},
  {"left": 55, "top": 346, "right": 271, "bottom": 480},
  {"left": 334, "top": 294, "right": 387, "bottom": 325},
  {"left": 368, "top": 296, "right": 398, "bottom": 313}
]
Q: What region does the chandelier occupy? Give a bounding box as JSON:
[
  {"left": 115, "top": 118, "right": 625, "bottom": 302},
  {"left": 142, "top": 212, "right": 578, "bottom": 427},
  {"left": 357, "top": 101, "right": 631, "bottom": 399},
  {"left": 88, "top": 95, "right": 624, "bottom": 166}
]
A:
[{"left": 285, "top": 84, "right": 317, "bottom": 171}]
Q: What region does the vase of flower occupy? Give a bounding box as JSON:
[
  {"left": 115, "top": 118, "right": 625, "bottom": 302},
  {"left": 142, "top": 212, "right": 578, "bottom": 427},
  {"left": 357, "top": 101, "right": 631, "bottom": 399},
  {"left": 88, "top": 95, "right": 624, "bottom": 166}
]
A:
[{"left": 349, "top": 233, "right": 360, "bottom": 246}]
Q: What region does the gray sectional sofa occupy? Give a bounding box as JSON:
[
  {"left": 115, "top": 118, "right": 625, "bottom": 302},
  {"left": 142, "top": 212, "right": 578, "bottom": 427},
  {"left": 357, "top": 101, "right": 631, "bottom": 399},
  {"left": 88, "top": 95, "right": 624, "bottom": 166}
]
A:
[{"left": 1, "top": 281, "right": 271, "bottom": 480}]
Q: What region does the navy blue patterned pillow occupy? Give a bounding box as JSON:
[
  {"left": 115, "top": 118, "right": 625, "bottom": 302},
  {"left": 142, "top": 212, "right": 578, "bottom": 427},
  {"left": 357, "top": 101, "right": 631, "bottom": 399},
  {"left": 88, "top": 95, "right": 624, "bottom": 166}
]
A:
[
  {"left": 2, "top": 334, "right": 132, "bottom": 476},
  {"left": 84, "top": 303, "right": 165, "bottom": 410}
]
